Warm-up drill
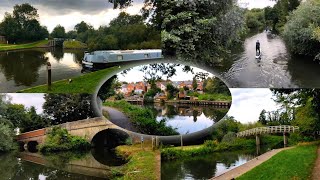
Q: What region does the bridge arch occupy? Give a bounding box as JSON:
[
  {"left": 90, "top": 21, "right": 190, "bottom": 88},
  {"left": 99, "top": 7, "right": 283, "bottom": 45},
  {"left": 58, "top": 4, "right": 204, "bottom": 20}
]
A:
[
  {"left": 91, "top": 128, "right": 130, "bottom": 149},
  {"left": 27, "top": 141, "right": 39, "bottom": 152}
]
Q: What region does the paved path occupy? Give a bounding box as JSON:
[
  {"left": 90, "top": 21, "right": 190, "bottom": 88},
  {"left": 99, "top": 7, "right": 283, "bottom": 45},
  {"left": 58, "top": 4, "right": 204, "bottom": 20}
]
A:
[
  {"left": 102, "top": 107, "right": 138, "bottom": 132},
  {"left": 211, "top": 147, "right": 294, "bottom": 180},
  {"left": 312, "top": 146, "right": 320, "bottom": 180}
]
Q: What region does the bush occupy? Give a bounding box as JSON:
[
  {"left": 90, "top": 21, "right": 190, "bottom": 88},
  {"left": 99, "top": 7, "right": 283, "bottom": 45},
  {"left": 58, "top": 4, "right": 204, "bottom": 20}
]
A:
[
  {"left": 283, "top": 0, "right": 320, "bottom": 60},
  {"left": 40, "top": 126, "right": 91, "bottom": 152},
  {"left": 104, "top": 101, "right": 179, "bottom": 136},
  {"left": 0, "top": 122, "right": 15, "bottom": 152}
]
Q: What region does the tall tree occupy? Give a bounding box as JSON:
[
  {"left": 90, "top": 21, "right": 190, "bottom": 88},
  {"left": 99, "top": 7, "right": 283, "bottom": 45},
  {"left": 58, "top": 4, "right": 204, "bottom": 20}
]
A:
[
  {"left": 192, "top": 77, "right": 198, "bottom": 91},
  {"left": 43, "top": 94, "right": 95, "bottom": 125},
  {"left": 74, "top": 21, "right": 91, "bottom": 34},
  {"left": 51, "top": 25, "right": 66, "bottom": 38},
  {"left": 258, "top": 109, "right": 267, "bottom": 125}
]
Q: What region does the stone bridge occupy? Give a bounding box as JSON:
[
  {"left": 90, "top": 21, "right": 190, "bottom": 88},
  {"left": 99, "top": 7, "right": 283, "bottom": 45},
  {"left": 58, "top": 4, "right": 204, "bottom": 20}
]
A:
[
  {"left": 16, "top": 117, "right": 145, "bottom": 151},
  {"left": 236, "top": 125, "right": 299, "bottom": 146}
]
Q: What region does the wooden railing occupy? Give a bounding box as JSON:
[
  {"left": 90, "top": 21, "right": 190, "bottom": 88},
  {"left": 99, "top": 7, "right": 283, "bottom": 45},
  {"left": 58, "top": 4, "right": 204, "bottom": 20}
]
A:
[{"left": 237, "top": 125, "right": 299, "bottom": 137}]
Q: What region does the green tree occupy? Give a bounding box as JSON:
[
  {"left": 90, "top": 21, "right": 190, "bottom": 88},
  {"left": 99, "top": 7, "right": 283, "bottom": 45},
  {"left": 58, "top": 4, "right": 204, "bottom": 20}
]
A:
[
  {"left": 166, "top": 83, "right": 178, "bottom": 100},
  {"left": 0, "top": 122, "right": 15, "bottom": 152},
  {"left": 51, "top": 24, "right": 66, "bottom": 38},
  {"left": 74, "top": 21, "right": 91, "bottom": 34},
  {"left": 20, "top": 106, "right": 49, "bottom": 133},
  {"left": 283, "top": 0, "right": 320, "bottom": 60},
  {"left": 259, "top": 109, "right": 267, "bottom": 125},
  {"left": 5, "top": 104, "right": 27, "bottom": 128},
  {"left": 43, "top": 94, "right": 95, "bottom": 125},
  {"left": 192, "top": 77, "right": 198, "bottom": 91}
]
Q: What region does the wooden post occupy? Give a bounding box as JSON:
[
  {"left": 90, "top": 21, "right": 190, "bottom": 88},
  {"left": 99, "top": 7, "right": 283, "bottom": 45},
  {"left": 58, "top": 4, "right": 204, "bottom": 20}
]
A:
[
  {"left": 47, "top": 62, "right": 52, "bottom": 91},
  {"left": 256, "top": 134, "right": 260, "bottom": 146},
  {"left": 283, "top": 133, "right": 288, "bottom": 147}
]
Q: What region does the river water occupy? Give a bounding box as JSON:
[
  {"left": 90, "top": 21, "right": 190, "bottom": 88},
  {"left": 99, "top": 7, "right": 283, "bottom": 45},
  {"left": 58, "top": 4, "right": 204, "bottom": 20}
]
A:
[
  {"left": 217, "top": 32, "right": 320, "bottom": 88},
  {"left": 0, "top": 148, "right": 126, "bottom": 180},
  {"left": 0, "top": 48, "right": 85, "bottom": 92},
  {"left": 143, "top": 103, "right": 229, "bottom": 135},
  {"left": 161, "top": 146, "right": 274, "bottom": 180}
]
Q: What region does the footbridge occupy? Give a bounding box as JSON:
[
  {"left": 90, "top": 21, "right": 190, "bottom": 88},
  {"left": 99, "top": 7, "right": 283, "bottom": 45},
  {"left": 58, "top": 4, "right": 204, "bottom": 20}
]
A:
[{"left": 236, "top": 125, "right": 299, "bottom": 146}]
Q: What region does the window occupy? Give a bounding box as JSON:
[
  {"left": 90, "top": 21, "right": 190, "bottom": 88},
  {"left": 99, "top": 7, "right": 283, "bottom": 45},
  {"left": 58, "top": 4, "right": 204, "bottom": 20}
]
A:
[
  {"left": 117, "top": 55, "right": 123, "bottom": 60},
  {"left": 144, "top": 54, "right": 149, "bottom": 58}
]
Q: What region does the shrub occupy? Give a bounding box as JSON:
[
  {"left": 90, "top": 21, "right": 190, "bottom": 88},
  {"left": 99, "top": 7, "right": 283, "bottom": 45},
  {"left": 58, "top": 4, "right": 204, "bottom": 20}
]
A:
[
  {"left": 40, "top": 126, "right": 90, "bottom": 152},
  {"left": 0, "top": 122, "right": 15, "bottom": 152}
]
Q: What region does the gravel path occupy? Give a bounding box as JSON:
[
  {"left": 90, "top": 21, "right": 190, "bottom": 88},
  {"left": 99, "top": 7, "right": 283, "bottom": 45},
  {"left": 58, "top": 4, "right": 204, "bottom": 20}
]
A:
[
  {"left": 211, "top": 147, "right": 294, "bottom": 180},
  {"left": 102, "top": 106, "right": 138, "bottom": 132}
]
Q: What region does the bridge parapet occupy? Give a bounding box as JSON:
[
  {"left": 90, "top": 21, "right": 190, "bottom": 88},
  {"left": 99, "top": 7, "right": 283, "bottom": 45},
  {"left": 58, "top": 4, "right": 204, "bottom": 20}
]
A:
[{"left": 237, "top": 125, "right": 299, "bottom": 137}]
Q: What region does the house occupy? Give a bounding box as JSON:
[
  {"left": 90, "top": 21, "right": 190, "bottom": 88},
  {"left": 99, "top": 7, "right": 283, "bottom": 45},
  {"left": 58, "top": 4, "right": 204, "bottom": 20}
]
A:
[
  {"left": 154, "top": 93, "right": 167, "bottom": 102},
  {"left": 0, "top": 36, "right": 6, "bottom": 44}
]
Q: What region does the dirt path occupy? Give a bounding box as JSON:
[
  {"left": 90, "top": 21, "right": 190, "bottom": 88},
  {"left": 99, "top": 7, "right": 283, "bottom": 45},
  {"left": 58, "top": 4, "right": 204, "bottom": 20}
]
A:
[
  {"left": 311, "top": 146, "right": 320, "bottom": 180},
  {"left": 102, "top": 106, "right": 138, "bottom": 132},
  {"left": 211, "top": 147, "right": 294, "bottom": 180}
]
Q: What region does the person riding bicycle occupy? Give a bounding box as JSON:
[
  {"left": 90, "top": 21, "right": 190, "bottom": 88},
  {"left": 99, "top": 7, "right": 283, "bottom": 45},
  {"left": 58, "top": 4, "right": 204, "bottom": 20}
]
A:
[{"left": 256, "top": 40, "right": 261, "bottom": 55}]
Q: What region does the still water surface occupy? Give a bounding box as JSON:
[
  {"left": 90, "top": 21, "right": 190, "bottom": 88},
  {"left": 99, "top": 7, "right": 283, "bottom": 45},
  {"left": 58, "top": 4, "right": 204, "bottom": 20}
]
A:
[
  {"left": 0, "top": 48, "right": 85, "bottom": 92},
  {"left": 144, "top": 103, "right": 229, "bottom": 134},
  {"left": 0, "top": 148, "right": 126, "bottom": 180}
]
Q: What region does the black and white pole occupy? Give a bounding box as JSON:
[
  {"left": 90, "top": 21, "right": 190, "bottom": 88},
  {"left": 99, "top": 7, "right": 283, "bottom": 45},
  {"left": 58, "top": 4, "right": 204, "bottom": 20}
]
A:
[{"left": 47, "top": 62, "right": 52, "bottom": 91}]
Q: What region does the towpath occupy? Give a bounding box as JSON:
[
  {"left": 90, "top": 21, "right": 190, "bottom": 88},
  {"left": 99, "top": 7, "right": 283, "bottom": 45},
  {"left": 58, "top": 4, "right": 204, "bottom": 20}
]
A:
[
  {"left": 311, "top": 146, "right": 320, "bottom": 180},
  {"left": 211, "top": 147, "right": 293, "bottom": 180},
  {"left": 102, "top": 106, "right": 138, "bottom": 132}
]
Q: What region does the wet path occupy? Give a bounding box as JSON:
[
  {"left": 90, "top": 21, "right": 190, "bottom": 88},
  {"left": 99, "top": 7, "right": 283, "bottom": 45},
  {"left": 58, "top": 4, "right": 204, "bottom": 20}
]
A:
[
  {"left": 219, "top": 32, "right": 320, "bottom": 88},
  {"left": 102, "top": 106, "right": 137, "bottom": 132}
]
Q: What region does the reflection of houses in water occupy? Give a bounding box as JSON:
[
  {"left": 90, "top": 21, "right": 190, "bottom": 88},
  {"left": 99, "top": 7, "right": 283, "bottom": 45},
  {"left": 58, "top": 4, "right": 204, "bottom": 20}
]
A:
[{"left": 153, "top": 104, "right": 204, "bottom": 117}]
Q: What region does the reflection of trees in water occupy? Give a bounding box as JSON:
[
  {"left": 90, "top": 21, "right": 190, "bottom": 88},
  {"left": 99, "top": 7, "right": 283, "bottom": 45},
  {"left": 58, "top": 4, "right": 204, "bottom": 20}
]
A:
[
  {"left": 0, "top": 50, "right": 48, "bottom": 86},
  {"left": 203, "top": 108, "right": 229, "bottom": 123},
  {"left": 49, "top": 47, "right": 65, "bottom": 61},
  {"left": 64, "top": 49, "right": 85, "bottom": 65},
  {"left": 162, "top": 151, "right": 256, "bottom": 180}
]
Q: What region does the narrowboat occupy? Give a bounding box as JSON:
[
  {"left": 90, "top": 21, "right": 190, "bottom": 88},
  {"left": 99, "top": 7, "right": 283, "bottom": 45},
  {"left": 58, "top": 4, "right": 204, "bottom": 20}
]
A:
[{"left": 82, "top": 49, "right": 162, "bottom": 69}]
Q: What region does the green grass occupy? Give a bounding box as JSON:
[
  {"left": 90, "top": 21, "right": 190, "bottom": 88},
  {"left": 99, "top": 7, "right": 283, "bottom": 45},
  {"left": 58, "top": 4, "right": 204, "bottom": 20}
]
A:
[
  {"left": 116, "top": 143, "right": 160, "bottom": 180},
  {"left": 63, "top": 40, "right": 87, "bottom": 49},
  {"left": 18, "top": 67, "right": 118, "bottom": 93},
  {"left": 237, "top": 144, "right": 318, "bottom": 180},
  {"left": 0, "top": 40, "right": 49, "bottom": 51},
  {"left": 198, "top": 93, "right": 232, "bottom": 101}
]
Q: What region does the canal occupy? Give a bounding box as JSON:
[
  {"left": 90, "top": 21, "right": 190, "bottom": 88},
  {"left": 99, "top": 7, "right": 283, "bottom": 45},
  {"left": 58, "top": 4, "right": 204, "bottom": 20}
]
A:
[
  {"left": 161, "top": 145, "right": 278, "bottom": 180},
  {"left": 217, "top": 32, "right": 320, "bottom": 88},
  {"left": 0, "top": 48, "right": 85, "bottom": 92},
  {"left": 143, "top": 103, "right": 229, "bottom": 134},
  {"left": 0, "top": 148, "right": 126, "bottom": 179}
]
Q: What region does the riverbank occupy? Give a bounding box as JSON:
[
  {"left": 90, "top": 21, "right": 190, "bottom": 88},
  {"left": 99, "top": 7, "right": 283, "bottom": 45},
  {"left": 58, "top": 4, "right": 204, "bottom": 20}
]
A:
[
  {"left": 237, "top": 142, "right": 318, "bottom": 180},
  {"left": 18, "top": 66, "right": 118, "bottom": 93},
  {"left": 161, "top": 136, "right": 284, "bottom": 161},
  {"left": 116, "top": 143, "right": 160, "bottom": 180},
  {"left": 213, "top": 147, "right": 293, "bottom": 180},
  {"left": 0, "top": 40, "right": 49, "bottom": 51},
  {"left": 63, "top": 40, "right": 88, "bottom": 49}
]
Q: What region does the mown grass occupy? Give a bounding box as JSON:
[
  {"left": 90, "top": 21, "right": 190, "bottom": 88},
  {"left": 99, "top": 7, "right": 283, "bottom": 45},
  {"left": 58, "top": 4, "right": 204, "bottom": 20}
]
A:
[
  {"left": 198, "top": 93, "right": 232, "bottom": 101},
  {"left": 237, "top": 143, "right": 318, "bottom": 180},
  {"left": 18, "top": 67, "right": 118, "bottom": 93},
  {"left": 63, "top": 40, "right": 87, "bottom": 49},
  {"left": 0, "top": 40, "right": 49, "bottom": 51},
  {"left": 116, "top": 142, "right": 160, "bottom": 180}
]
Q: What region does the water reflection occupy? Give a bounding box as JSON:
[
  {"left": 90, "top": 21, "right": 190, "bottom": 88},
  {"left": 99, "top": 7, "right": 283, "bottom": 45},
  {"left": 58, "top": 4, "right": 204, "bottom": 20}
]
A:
[
  {"left": 143, "top": 104, "right": 229, "bottom": 134},
  {"left": 0, "top": 48, "right": 85, "bottom": 92},
  {"left": 0, "top": 149, "right": 126, "bottom": 180}
]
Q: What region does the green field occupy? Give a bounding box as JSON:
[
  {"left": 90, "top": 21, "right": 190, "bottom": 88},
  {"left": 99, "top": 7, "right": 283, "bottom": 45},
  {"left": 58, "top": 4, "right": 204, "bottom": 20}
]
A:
[
  {"left": 63, "top": 40, "right": 87, "bottom": 49},
  {"left": 237, "top": 143, "right": 318, "bottom": 180},
  {"left": 18, "top": 67, "right": 118, "bottom": 93},
  {"left": 0, "top": 40, "right": 49, "bottom": 51}
]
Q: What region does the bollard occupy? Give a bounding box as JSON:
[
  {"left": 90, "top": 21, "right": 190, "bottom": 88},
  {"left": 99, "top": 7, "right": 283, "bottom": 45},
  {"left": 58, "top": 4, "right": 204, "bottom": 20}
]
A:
[{"left": 47, "top": 62, "right": 52, "bottom": 91}]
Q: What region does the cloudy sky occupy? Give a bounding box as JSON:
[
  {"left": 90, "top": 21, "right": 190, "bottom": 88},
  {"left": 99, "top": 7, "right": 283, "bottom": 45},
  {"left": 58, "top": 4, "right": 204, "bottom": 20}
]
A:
[
  {"left": 7, "top": 93, "right": 45, "bottom": 114},
  {"left": 0, "top": 0, "right": 275, "bottom": 32},
  {"left": 0, "top": 0, "right": 144, "bottom": 32},
  {"left": 5, "top": 89, "right": 279, "bottom": 123},
  {"left": 227, "top": 88, "right": 279, "bottom": 123}
]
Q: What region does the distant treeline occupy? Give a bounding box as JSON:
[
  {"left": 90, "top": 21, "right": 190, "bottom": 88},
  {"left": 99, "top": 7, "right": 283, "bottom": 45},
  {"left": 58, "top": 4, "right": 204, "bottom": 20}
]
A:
[{"left": 0, "top": 3, "right": 161, "bottom": 51}]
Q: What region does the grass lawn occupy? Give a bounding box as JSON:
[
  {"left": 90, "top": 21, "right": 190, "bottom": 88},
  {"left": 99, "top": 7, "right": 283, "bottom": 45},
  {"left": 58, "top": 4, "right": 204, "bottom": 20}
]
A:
[
  {"left": 63, "top": 40, "right": 87, "bottom": 49},
  {"left": 237, "top": 143, "right": 318, "bottom": 180},
  {"left": 116, "top": 143, "right": 160, "bottom": 180},
  {"left": 18, "top": 67, "right": 118, "bottom": 93},
  {"left": 0, "top": 40, "right": 49, "bottom": 51}
]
